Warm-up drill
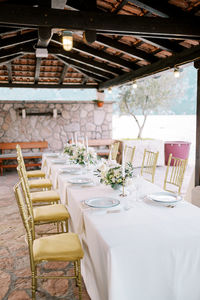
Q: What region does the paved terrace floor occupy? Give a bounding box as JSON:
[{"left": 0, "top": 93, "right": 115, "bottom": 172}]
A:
[
  {"left": 0, "top": 171, "right": 91, "bottom": 300},
  {"left": 0, "top": 165, "right": 194, "bottom": 299}
]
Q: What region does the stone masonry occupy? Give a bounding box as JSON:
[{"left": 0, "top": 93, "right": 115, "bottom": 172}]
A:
[{"left": 0, "top": 101, "right": 113, "bottom": 151}]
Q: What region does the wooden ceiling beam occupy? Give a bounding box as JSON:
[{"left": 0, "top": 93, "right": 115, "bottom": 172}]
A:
[
  {"left": 0, "top": 5, "right": 199, "bottom": 38},
  {"left": 96, "top": 35, "right": 157, "bottom": 62},
  {"left": 0, "top": 31, "right": 37, "bottom": 50},
  {"left": 99, "top": 44, "right": 200, "bottom": 90},
  {"left": 54, "top": 54, "right": 112, "bottom": 79},
  {"left": 6, "top": 62, "right": 12, "bottom": 84},
  {"left": 34, "top": 57, "right": 41, "bottom": 84},
  {"left": 0, "top": 83, "right": 97, "bottom": 88}
]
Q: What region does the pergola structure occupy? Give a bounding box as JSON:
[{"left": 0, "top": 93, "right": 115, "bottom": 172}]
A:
[{"left": 0, "top": 0, "right": 200, "bottom": 183}]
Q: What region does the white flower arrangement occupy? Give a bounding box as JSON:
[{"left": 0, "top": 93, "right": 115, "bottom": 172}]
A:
[
  {"left": 68, "top": 143, "right": 97, "bottom": 165},
  {"left": 63, "top": 143, "right": 76, "bottom": 156},
  {"left": 96, "top": 160, "right": 135, "bottom": 189}
]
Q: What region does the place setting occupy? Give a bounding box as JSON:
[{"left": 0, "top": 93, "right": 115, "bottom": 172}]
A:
[{"left": 144, "top": 191, "right": 183, "bottom": 208}]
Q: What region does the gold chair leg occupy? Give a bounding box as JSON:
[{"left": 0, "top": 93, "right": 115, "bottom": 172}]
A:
[
  {"left": 77, "top": 260, "right": 82, "bottom": 300},
  {"left": 32, "top": 270, "right": 36, "bottom": 300},
  {"left": 35, "top": 265, "right": 38, "bottom": 291},
  {"left": 74, "top": 261, "right": 78, "bottom": 286}
]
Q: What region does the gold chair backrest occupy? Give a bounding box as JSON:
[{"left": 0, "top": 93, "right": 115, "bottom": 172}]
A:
[
  {"left": 14, "top": 182, "right": 35, "bottom": 270},
  {"left": 17, "top": 165, "right": 33, "bottom": 215},
  {"left": 14, "top": 182, "right": 35, "bottom": 243},
  {"left": 141, "top": 149, "right": 159, "bottom": 183},
  {"left": 163, "top": 153, "right": 187, "bottom": 194},
  {"left": 124, "top": 145, "right": 136, "bottom": 164},
  {"left": 109, "top": 141, "right": 120, "bottom": 161}
]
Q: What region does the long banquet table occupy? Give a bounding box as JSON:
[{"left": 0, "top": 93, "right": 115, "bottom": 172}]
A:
[{"left": 42, "top": 154, "right": 200, "bottom": 300}]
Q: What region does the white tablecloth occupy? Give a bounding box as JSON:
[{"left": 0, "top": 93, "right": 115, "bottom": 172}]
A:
[{"left": 42, "top": 154, "right": 200, "bottom": 300}]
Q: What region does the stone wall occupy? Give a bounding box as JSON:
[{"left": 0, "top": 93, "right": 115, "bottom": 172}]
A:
[{"left": 0, "top": 101, "right": 113, "bottom": 151}]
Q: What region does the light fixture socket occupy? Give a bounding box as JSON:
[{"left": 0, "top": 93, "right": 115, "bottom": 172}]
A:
[
  {"left": 174, "top": 67, "right": 180, "bottom": 78},
  {"left": 108, "top": 87, "right": 112, "bottom": 94},
  {"left": 132, "top": 80, "right": 137, "bottom": 89},
  {"left": 62, "top": 31, "right": 73, "bottom": 51}
]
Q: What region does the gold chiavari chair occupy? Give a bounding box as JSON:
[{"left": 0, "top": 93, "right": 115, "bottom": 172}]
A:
[
  {"left": 17, "top": 155, "right": 52, "bottom": 190},
  {"left": 17, "top": 163, "right": 60, "bottom": 206},
  {"left": 124, "top": 145, "right": 136, "bottom": 164},
  {"left": 141, "top": 149, "right": 159, "bottom": 183},
  {"left": 109, "top": 141, "right": 120, "bottom": 161},
  {"left": 163, "top": 153, "right": 188, "bottom": 194},
  {"left": 17, "top": 166, "right": 69, "bottom": 236},
  {"left": 14, "top": 182, "right": 84, "bottom": 300},
  {"left": 16, "top": 144, "right": 46, "bottom": 178}
]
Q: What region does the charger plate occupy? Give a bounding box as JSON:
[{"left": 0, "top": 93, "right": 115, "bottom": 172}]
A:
[
  {"left": 68, "top": 177, "right": 92, "bottom": 184},
  {"left": 147, "top": 192, "right": 182, "bottom": 204},
  {"left": 85, "top": 197, "right": 120, "bottom": 208}
]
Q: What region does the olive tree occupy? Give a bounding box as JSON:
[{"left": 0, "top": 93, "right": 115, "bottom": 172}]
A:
[{"left": 118, "top": 71, "right": 187, "bottom": 138}]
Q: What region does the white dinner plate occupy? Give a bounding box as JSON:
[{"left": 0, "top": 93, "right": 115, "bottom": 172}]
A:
[
  {"left": 51, "top": 159, "right": 66, "bottom": 164},
  {"left": 147, "top": 192, "right": 182, "bottom": 204},
  {"left": 85, "top": 197, "right": 120, "bottom": 208},
  {"left": 46, "top": 153, "right": 59, "bottom": 158},
  {"left": 68, "top": 177, "right": 92, "bottom": 184},
  {"left": 60, "top": 167, "right": 82, "bottom": 175}
]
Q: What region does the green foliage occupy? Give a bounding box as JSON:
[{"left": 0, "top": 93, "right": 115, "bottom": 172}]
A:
[{"left": 117, "top": 71, "right": 188, "bottom": 137}]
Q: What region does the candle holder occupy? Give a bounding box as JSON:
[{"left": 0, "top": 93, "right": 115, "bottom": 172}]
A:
[{"left": 120, "top": 177, "right": 127, "bottom": 197}]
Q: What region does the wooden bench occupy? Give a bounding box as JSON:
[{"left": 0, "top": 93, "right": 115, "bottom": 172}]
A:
[{"left": 0, "top": 141, "right": 48, "bottom": 176}]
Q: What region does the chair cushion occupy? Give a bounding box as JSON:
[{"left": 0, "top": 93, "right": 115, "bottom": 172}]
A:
[
  {"left": 33, "top": 204, "right": 69, "bottom": 222},
  {"left": 30, "top": 190, "right": 60, "bottom": 203},
  {"left": 27, "top": 170, "right": 45, "bottom": 178},
  {"left": 28, "top": 179, "right": 52, "bottom": 189},
  {"left": 33, "top": 233, "right": 84, "bottom": 262}
]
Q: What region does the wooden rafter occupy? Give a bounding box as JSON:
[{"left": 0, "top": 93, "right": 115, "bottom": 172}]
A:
[
  {"left": 0, "top": 31, "right": 37, "bottom": 50},
  {"left": 34, "top": 57, "right": 42, "bottom": 84},
  {"left": 0, "top": 53, "right": 24, "bottom": 67},
  {"left": 99, "top": 44, "right": 200, "bottom": 90},
  {"left": 96, "top": 35, "right": 157, "bottom": 62},
  {"left": 6, "top": 62, "right": 12, "bottom": 84},
  {"left": 51, "top": 37, "right": 135, "bottom": 69},
  {"left": 58, "top": 64, "right": 69, "bottom": 84},
  {"left": 0, "top": 5, "right": 199, "bottom": 39},
  {"left": 55, "top": 54, "right": 112, "bottom": 80},
  {"left": 54, "top": 54, "right": 101, "bottom": 82},
  {"left": 49, "top": 43, "right": 122, "bottom": 76}
]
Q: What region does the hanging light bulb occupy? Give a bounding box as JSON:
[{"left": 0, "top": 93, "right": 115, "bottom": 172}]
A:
[
  {"left": 62, "top": 31, "right": 73, "bottom": 51},
  {"left": 132, "top": 80, "right": 137, "bottom": 89},
  {"left": 108, "top": 87, "right": 112, "bottom": 94},
  {"left": 174, "top": 67, "right": 180, "bottom": 78}
]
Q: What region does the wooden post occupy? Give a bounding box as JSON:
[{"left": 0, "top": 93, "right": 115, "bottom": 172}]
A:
[{"left": 194, "top": 60, "right": 200, "bottom": 186}]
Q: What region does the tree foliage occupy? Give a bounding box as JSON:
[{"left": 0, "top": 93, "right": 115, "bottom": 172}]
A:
[{"left": 118, "top": 71, "right": 187, "bottom": 138}]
